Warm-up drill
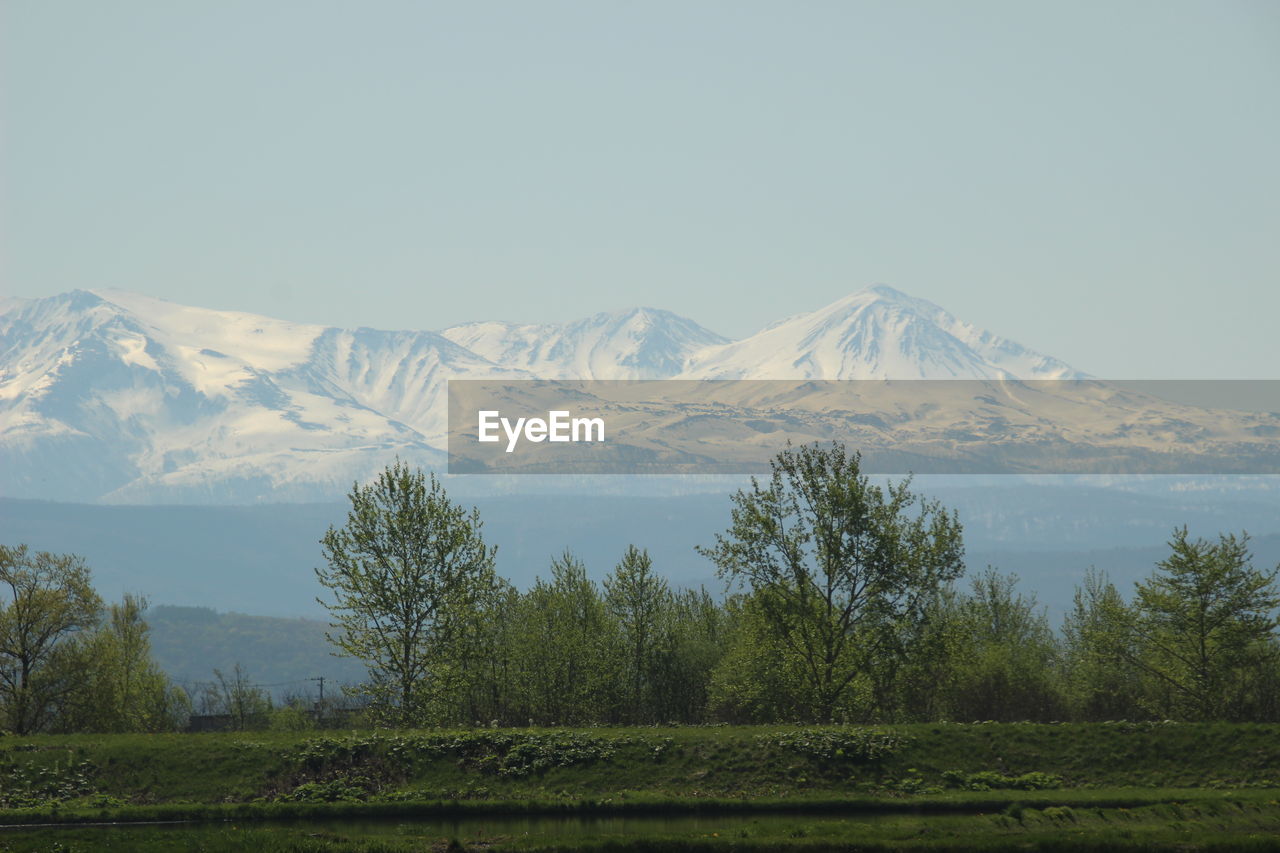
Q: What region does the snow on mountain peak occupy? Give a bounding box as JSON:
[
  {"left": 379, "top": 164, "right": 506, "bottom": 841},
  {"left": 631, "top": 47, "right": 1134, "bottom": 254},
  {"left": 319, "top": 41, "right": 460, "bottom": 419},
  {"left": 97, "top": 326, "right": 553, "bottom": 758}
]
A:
[
  {"left": 0, "top": 290, "right": 527, "bottom": 502},
  {"left": 680, "top": 286, "right": 1085, "bottom": 381},
  {"left": 441, "top": 306, "right": 729, "bottom": 379},
  {"left": 1, "top": 285, "right": 1085, "bottom": 502},
  {"left": 88, "top": 288, "right": 325, "bottom": 373}
]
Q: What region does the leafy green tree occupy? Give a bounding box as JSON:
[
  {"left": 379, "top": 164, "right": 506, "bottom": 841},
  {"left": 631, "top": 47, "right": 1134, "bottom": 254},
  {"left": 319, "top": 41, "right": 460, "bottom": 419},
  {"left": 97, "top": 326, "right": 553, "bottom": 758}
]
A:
[
  {"left": 1061, "top": 568, "right": 1146, "bottom": 721},
  {"left": 604, "top": 545, "right": 669, "bottom": 722},
  {"left": 315, "top": 462, "right": 496, "bottom": 726},
  {"left": 509, "top": 552, "right": 617, "bottom": 725},
  {"left": 455, "top": 574, "right": 520, "bottom": 725},
  {"left": 944, "top": 570, "right": 1064, "bottom": 722},
  {"left": 699, "top": 442, "right": 964, "bottom": 722},
  {"left": 0, "top": 545, "right": 102, "bottom": 734},
  {"left": 709, "top": 591, "right": 817, "bottom": 723},
  {"left": 889, "top": 586, "right": 965, "bottom": 722},
  {"left": 1129, "top": 528, "right": 1280, "bottom": 720},
  {"left": 649, "top": 586, "right": 726, "bottom": 723},
  {"left": 62, "top": 594, "right": 188, "bottom": 732},
  {"left": 1227, "top": 636, "right": 1280, "bottom": 721}
]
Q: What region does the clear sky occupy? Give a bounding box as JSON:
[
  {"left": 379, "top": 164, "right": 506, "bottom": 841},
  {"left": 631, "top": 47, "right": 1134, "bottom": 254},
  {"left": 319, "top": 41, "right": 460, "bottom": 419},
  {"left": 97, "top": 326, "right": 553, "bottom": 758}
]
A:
[{"left": 3, "top": 1, "right": 1277, "bottom": 378}]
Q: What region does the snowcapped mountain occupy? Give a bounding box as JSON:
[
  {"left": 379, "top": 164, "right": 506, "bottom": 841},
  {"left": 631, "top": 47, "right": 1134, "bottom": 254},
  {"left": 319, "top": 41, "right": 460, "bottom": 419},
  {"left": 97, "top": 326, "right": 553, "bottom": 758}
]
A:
[
  {"left": 1, "top": 285, "right": 1088, "bottom": 503},
  {"left": 680, "top": 286, "right": 1084, "bottom": 380},
  {"left": 441, "top": 307, "right": 729, "bottom": 379},
  {"left": 0, "top": 290, "right": 526, "bottom": 502}
]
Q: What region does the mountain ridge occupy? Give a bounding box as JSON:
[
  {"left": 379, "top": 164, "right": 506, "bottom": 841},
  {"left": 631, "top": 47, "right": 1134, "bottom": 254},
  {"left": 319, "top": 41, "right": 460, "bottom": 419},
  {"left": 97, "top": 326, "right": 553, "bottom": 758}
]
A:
[
  {"left": 3, "top": 285, "right": 1089, "bottom": 503},
  {"left": 680, "top": 285, "right": 1084, "bottom": 380}
]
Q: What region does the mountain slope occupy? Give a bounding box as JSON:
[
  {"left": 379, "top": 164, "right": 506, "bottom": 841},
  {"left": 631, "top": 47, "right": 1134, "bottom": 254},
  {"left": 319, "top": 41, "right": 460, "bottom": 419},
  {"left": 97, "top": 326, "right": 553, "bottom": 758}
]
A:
[
  {"left": 0, "top": 290, "right": 524, "bottom": 502},
  {"left": 680, "top": 286, "right": 1084, "bottom": 380},
  {"left": 442, "top": 307, "right": 729, "bottom": 379}
]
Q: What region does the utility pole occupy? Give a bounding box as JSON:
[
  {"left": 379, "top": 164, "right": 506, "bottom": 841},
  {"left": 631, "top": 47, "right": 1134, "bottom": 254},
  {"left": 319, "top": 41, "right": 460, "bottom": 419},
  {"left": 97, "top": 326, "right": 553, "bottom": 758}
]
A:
[{"left": 310, "top": 676, "right": 326, "bottom": 716}]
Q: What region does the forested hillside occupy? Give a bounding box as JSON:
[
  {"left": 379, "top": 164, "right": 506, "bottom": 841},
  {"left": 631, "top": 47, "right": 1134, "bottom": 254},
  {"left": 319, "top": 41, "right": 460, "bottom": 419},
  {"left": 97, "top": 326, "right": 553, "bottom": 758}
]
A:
[{"left": 145, "top": 606, "right": 367, "bottom": 698}]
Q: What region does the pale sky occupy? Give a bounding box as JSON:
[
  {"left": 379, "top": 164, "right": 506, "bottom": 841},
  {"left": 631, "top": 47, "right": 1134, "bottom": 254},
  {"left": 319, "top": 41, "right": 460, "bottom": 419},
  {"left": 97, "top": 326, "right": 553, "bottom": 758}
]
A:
[{"left": 3, "top": 1, "right": 1278, "bottom": 378}]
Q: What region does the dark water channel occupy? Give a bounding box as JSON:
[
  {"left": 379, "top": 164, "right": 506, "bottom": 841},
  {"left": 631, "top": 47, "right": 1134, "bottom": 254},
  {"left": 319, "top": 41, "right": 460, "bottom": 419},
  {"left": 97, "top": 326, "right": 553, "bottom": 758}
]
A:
[{"left": 0, "top": 811, "right": 912, "bottom": 850}]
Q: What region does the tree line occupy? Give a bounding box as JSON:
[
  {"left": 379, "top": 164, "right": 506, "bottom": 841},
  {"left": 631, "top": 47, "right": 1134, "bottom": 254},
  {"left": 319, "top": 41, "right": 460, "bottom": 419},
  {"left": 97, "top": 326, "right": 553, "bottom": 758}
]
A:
[
  {"left": 3, "top": 443, "right": 1278, "bottom": 733},
  {"left": 313, "top": 447, "right": 1280, "bottom": 728}
]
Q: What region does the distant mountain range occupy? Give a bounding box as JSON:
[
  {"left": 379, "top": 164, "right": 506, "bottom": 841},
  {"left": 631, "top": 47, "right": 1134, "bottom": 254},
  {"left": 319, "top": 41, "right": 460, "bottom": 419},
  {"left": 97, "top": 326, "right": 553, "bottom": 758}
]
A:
[{"left": 0, "top": 286, "right": 1088, "bottom": 503}]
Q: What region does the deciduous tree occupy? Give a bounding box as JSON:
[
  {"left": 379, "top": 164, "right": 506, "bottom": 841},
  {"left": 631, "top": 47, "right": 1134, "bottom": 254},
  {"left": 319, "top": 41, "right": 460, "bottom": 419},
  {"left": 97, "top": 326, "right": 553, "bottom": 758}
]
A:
[
  {"left": 0, "top": 545, "right": 101, "bottom": 734},
  {"left": 1061, "top": 568, "right": 1145, "bottom": 721},
  {"left": 509, "top": 552, "right": 616, "bottom": 725},
  {"left": 604, "top": 545, "right": 669, "bottom": 721},
  {"left": 316, "top": 462, "right": 496, "bottom": 726},
  {"left": 698, "top": 442, "right": 964, "bottom": 722},
  {"left": 62, "top": 594, "right": 188, "bottom": 732},
  {"left": 1130, "top": 528, "right": 1279, "bottom": 720}
]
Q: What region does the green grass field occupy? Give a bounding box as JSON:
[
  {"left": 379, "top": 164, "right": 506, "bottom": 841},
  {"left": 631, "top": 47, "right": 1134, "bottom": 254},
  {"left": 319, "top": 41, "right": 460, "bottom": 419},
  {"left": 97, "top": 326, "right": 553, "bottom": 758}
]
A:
[{"left": 3, "top": 723, "right": 1279, "bottom": 850}]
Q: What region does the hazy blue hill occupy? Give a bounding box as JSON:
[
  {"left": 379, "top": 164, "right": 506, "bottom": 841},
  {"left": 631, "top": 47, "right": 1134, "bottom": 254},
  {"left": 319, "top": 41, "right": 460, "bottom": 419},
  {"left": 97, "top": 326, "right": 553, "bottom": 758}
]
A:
[
  {"left": 145, "top": 605, "right": 367, "bottom": 698},
  {"left": 0, "top": 494, "right": 735, "bottom": 617},
  {"left": 0, "top": 498, "right": 346, "bottom": 616}
]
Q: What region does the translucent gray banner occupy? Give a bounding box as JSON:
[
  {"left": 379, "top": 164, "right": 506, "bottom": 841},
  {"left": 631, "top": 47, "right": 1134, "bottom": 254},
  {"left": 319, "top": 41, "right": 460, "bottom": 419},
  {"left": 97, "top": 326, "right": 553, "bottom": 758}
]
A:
[{"left": 446, "top": 379, "right": 1280, "bottom": 475}]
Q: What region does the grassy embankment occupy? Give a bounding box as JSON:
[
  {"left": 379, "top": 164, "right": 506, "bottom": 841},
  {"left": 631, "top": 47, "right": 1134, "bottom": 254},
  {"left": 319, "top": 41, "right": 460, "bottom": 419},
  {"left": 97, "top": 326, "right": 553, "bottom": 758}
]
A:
[{"left": 2, "top": 723, "right": 1279, "bottom": 850}]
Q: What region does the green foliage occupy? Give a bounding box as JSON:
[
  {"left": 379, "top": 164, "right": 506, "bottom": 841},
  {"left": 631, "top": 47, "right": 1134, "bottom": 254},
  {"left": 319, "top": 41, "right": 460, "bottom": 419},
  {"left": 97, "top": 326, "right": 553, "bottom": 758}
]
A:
[
  {"left": 502, "top": 553, "right": 618, "bottom": 726},
  {"left": 58, "top": 594, "right": 188, "bottom": 733},
  {"left": 0, "top": 756, "right": 97, "bottom": 808},
  {"left": 941, "top": 570, "right": 1066, "bottom": 722},
  {"left": 699, "top": 442, "right": 965, "bottom": 722},
  {"left": 604, "top": 545, "right": 669, "bottom": 723},
  {"left": 13, "top": 464, "right": 1280, "bottom": 739},
  {"left": 450, "top": 574, "right": 520, "bottom": 726},
  {"left": 709, "top": 592, "right": 846, "bottom": 724},
  {"left": 645, "top": 587, "right": 728, "bottom": 724},
  {"left": 268, "top": 699, "right": 317, "bottom": 732},
  {"left": 1062, "top": 568, "right": 1147, "bottom": 721},
  {"left": 757, "top": 727, "right": 910, "bottom": 761},
  {"left": 942, "top": 769, "right": 1064, "bottom": 790},
  {"left": 2, "top": 723, "right": 1280, "bottom": 823},
  {"left": 315, "top": 462, "right": 497, "bottom": 727},
  {"left": 197, "top": 663, "right": 272, "bottom": 729},
  {"left": 0, "top": 545, "right": 102, "bottom": 734},
  {"left": 1, "top": 548, "right": 184, "bottom": 736},
  {"left": 1130, "top": 528, "right": 1280, "bottom": 720},
  {"left": 1040, "top": 804, "right": 1076, "bottom": 822},
  {"left": 5, "top": 795, "right": 1280, "bottom": 850},
  {"left": 878, "top": 767, "right": 939, "bottom": 793},
  {"left": 279, "top": 774, "right": 378, "bottom": 802},
  {"left": 276, "top": 730, "right": 640, "bottom": 800}
]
